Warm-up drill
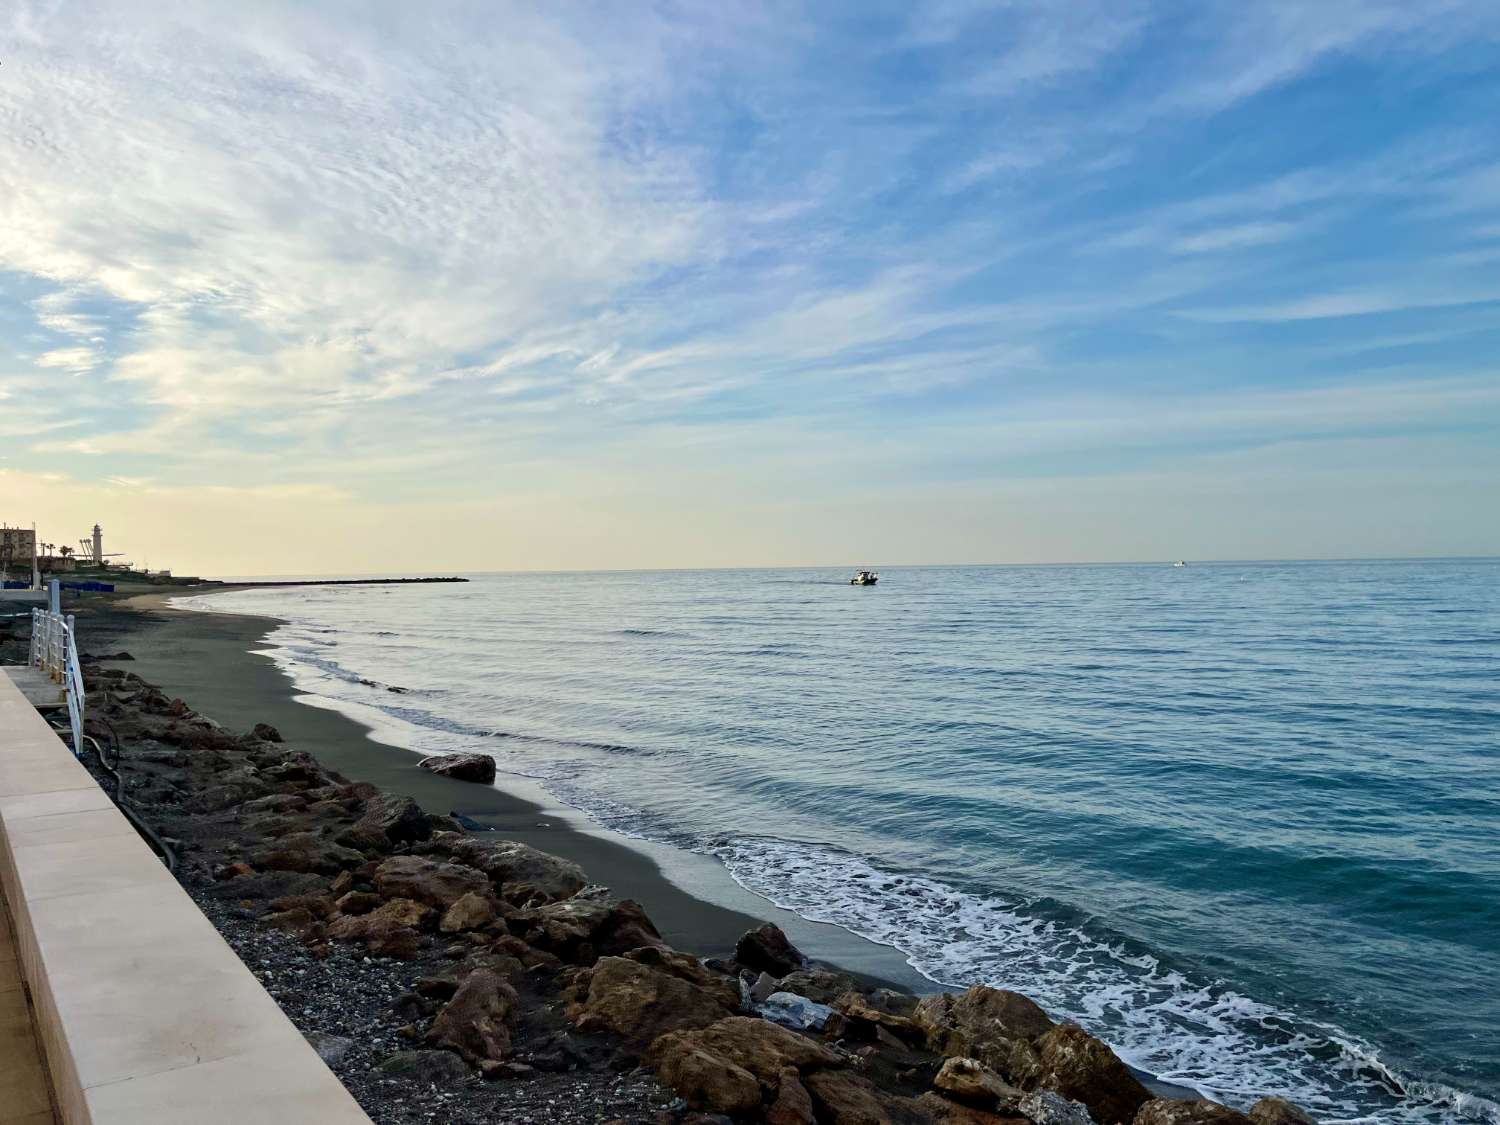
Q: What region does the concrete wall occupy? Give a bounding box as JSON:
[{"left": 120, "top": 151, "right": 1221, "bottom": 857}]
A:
[{"left": 0, "top": 674, "right": 372, "bottom": 1125}]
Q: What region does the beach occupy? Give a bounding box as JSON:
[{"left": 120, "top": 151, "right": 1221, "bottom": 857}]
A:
[{"left": 78, "top": 588, "right": 926, "bottom": 986}]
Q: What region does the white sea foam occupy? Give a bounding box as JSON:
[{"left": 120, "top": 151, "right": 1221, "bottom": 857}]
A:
[{"left": 712, "top": 837, "right": 1499, "bottom": 1125}]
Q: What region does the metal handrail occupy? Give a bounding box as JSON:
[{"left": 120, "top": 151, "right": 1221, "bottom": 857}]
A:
[{"left": 31, "top": 608, "right": 85, "bottom": 757}]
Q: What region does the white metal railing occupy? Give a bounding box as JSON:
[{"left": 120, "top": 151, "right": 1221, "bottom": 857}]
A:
[{"left": 31, "top": 608, "right": 85, "bottom": 756}]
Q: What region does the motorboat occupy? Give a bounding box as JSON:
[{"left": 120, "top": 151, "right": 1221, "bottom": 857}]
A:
[
  {"left": 1173, "top": 560, "right": 1186, "bottom": 567},
  {"left": 850, "top": 569, "right": 879, "bottom": 585}
]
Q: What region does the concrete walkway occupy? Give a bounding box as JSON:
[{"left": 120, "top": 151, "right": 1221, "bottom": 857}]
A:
[{"left": 1, "top": 889, "right": 59, "bottom": 1125}]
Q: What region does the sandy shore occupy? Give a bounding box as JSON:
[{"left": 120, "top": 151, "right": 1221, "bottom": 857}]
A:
[{"left": 76, "top": 586, "right": 928, "bottom": 988}]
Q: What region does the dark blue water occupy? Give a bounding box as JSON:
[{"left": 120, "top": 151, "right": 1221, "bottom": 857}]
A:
[{"left": 184, "top": 560, "right": 1500, "bottom": 1123}]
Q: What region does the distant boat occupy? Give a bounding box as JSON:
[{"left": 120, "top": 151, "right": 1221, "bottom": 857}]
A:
[
  {"left": 1173, "top": 560, "right": 1187, "bottom": 567},
  {"left": 850, "top": 569, "right": 879, "bottom": 585}
]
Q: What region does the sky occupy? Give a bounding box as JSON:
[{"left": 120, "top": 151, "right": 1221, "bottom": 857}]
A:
[{"left": 1, "top": 0, "right": 1498, "bottom": 575}]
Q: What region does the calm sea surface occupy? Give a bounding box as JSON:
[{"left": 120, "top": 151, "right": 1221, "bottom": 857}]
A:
[{"left": 182, "top": 561, "right": 1500, "bottom": 1123}]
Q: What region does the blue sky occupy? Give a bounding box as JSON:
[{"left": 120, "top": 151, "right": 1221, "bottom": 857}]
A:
[{"left": 1, "top": 1, "right": 1498, "bottom": 572}]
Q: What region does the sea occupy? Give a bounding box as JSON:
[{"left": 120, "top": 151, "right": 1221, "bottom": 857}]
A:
[{"left": 178, "top": 560, "right": 1500, "bottom": 1124}]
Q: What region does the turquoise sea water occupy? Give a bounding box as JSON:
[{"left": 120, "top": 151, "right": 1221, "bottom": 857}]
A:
[{"left": 182, "top": 560, "right": 1500, "bottom": 1123}]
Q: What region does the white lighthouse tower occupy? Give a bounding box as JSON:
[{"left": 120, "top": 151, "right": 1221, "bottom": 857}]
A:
[{"left": 92, "top": 524, "right": 104, "bottom": 568}]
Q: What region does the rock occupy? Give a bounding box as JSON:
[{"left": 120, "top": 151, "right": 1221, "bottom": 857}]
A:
[
  {"left": 1032, "top": 1026, "right": 1150, "bottom": 1125},
  {"left": 767, "top": 1067, "right": 818, "bottom": 1125},
  {"left": 305, "top": 1031, "right": 355, "bottom": 1066},
  {"left": 761, "top": 991, "right": 836, "bottom": 1031},
  {"left": 933, "top": 1057, "right": 1025, "bottom": 1112},
  {"left": 515, "top": 897, "right": 665, "bottom": 964},
  {"left": 251, "top": 722, "right": 283, "bottom": 742},
  {"left": 268, "top": 893, "right": 334, "bottom": 919},
  {"left": 420, "top": 753, "right": 497, "bottom": 784},
  {"left": 375, "top": 1049, "right": 471, "bottom": 1085},
  {"left": 335, "top": 890, "right": 383, "bottom": 915},
  {"left": 1134, "top": 1100, "right": 1252, "bottom": 1125},
  {"left": 440, "top": 891, "right": 496, "bottom": 933},
  {"left": 261, "top": 906, "right": 320, "bottom": 936},
  {"left": 214, "top": 861, "right": 255, "bottom": 881},
  {"left": 1020, "top": 1090, "right": 1096, "bottom": 1125},
  {"left": 780, "top": 968, "right": 859, "bottom": 1004},
  {"left": 426, "top": 969, "right": 519, "bottom": 1063},
  {"left": 347, "top": 794, "right": 432, "bottom": 849},
  {"left": 427, "top": 832, "right": 587, "bottom": 904},
  {"left": 736, "top": 923, "right": 807, "bottom": 977},
  {"left": 624, "top": 946, "right": 742, "bottom": 1011},
  {"left": 804, "top": 1070, "right": 905, "bottom": 1125},
  {"left": 915, "top": 987, "right": 1055, "bottom": 1074},
  {"left": 648, "top": 1017, "right": 842, "bottom": 1084},
  {"left": 327, "top": 898, "right": 433, "bottom": 958},
  {"left": 249, "top": 832, "right": 365, "bottom": 875},
  {"left": 243, "top": 793, "right": 308, "bottom": 815},
  {"left": 749, "top": 971, "right": 781, "bottom": 1004},
  {"left": 916, "top": 1092, "right": 1031, "bottom": 1124},
  {"left": 647, "top": 1042, "right": 762, "bottom": 1115},
  {"left": 837, "top": 991, "right": 924, "bottom": 1041},
  {"left": 1247, "top": 1099, "right": 1315, "bottom": 1125},
  {"left": 572, "top": 956, "right": 735, "bottom": 1049},
  {"left": 373, "top": 856, "right": 491, "bottom": 909}
]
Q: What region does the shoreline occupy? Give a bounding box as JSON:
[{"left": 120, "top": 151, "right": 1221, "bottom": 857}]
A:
[{"left": 86, "top": 587, "right": 931, "bottom": 990}]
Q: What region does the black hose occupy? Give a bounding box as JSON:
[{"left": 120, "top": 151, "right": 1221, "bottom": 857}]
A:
[{"left": 79, "top": 724, "right": 178, "bottom": 873}]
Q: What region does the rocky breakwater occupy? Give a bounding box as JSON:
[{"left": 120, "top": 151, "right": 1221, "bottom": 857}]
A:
[{"left": 77, "top": 660, "right": 1319, "bottom": 1125}]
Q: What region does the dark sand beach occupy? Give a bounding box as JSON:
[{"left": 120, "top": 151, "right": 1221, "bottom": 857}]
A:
[{"left": 79, "top": 586, "right": 927, "bottom": 987}]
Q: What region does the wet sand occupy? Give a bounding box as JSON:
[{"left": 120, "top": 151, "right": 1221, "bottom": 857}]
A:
[{"left": 78, "top": 587, "right": 929, "bottom": 990}]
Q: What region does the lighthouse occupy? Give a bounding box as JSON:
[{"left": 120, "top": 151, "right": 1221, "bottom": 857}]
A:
[{"left": 92, "top": 524, "right": 103, "bottom": 568}]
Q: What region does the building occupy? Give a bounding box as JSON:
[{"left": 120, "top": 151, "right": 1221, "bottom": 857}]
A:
[{"left": 1, "top": 525, "right": 38, "bottom": 586}]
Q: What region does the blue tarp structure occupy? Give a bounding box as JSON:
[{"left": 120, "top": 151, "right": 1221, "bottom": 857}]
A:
[{"left": 61, "top": 581, "right": 115, "bottom": 592}]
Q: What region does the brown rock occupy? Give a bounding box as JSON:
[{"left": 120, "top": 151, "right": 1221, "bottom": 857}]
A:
[
  {"left": 515, "top": 897, "right": 665, "bottom": 964},
  {"left": 804, "top": 1070, "right": 902, "bottom": 1125},
  {"left": 914, "top": 987, "right": 1055, "bottom": 1074},
  {"left": 261, "top": 906, "right": 319, "bottom": 935},
  {"left": 419, "top": 753, "right": 497, "bottom": 783},
  {"left": 572, "top": 956, "right": 733, "bottom": 1049},
  {"left": 623, "top": 945, "right": 741, "bottom": 1011},
  {"left": 335, "top": 890, "right": 383, "bottom": 915},
  {"left": 933, "top": 1057, "right": 1024, "bottom": 1112},
  {"left": 1135, "top": 1099, "right": 1254, "bottom": 1125},
  {"left": 249, "top": 831, "right": 365, "bottom": 875},
  {"left": 662, "top": 1016, "right": 842, "bottom": 1083},
  {"left": 268, "top": 893, "right": 334, "bottom": 919},
  {"left": 251, "top": 722, "right": 283, "bottom": 742},
  {"left": 916, "top": 1092, "right": 1029, "bottom": 1124},
  {"left": 648, "top": 1041, "right": 761, "bottom": 1115},
  {"left": 1248, "top": 1098, "right": 1316, "bottom": 1125},
  {"left": 440, "top": 891, "right": 497, "bottom": 933},
  {"left": 374, "top": 856, "right": 491, "bottom": 909},
  {"left": 767, "top": 1067, "right": 817, "bottom": 1125},
  {"left": 735, "top": 922, "right": 806, "bottom": 977},
  {"left": 779, "top": 968, "right": 860, "bottom": 1004},
  {"left": 836, "top": 991, "right": 924, "bottom": 1041},
  {"left": 427, "top": 831, "right": 587, "bottom": 904},
  {"left": 347, "top": 794, "right": 432, "bottom": 850},
  {"left": 426, "top": 968, "right": 519, "bottom": 1063},
  {"left": 327, "top": 897, "right": 433, "bottom": 959},
  {"left": 1033, "top": 1025, "right": 1151, "bottom": 1125}
]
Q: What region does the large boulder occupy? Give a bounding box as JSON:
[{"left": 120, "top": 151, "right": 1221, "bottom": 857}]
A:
[
  {"left": 1134, "top": 1100, "right": 1253, "bottom": 1125},
  {"left": 804, "top": 1069, "right": 917, "bottom": 1125},
  {"left": 915, "top": 987, "right": 1055, "bottom": 1074},
  {"left": 836, "top": 990, "right": 924, "bottom": 1042},
  {"left": 736, "top": 923, "right": 807, "bottom": 977},
  {"left": 514, "top": 897, "right": 664, "bottom": 964},
  {"left": 427, "top": 832, "right": 586, "bottom": 904},
  {"left": 426, "top": 969, "right": 519, "bottom": 1063},
  {"left": 767, "top": 1068, "right": 818, "bottom": 1125},
  {"left": 650, "top": 1016, "right": 842, "bottom": 1084},
  {"left": 373, "top": 856, "right": 490, "bottom": 909},
  {"left": 650, "top": 1041, "right": 763, "bottom": 1115},
  {"left": 916, "top": 1091, "right": 1033, "bottom": 1124},
  {"left": 1032, "top": 1026, "right": 1151, "bottom": 1125},
  {"left": 419, "top": 753, "right": 497, "bottom": 784},
  {"left": 326, "top": 897, "right": 432, "bottom": 958},
  {"left": 624, "top": 945, "right": 742, "bottom": 1011},
  {"left": 440, "top": 891, "right": 497, "bottom": 933},
  {"left": 1248, "top": 1099, "right": 1315, "bottom": 1125},
  {"left": 933, "top": 1057, "right": 1025, "bottom": 1113},
  {"left": 249, "top": 832, "right": 365, "bottom": 875},
  {"left": 346, "top": 793, "right": 432, "bottom": 849},
  {"left": 779, "top": 968, "right": 860, "bottom": 1004},
  {"left": 570, "top": 956, "right": 734, "bottom": 1049}
]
